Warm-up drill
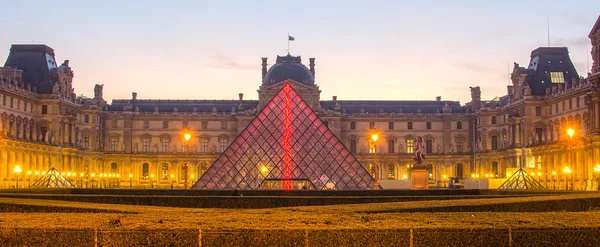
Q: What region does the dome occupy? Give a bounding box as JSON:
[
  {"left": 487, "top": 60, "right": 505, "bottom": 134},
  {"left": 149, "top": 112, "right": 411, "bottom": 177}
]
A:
[{"left": 263, "top": 55, "right": 314, "bottom": 86}]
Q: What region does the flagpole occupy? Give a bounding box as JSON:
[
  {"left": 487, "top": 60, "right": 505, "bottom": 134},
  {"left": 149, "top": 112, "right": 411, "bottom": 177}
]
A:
[{"left": 287, "top": 33, "right": 290, "bottom": 55}]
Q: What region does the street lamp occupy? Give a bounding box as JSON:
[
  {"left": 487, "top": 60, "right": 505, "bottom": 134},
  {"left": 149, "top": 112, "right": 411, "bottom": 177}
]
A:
[
  {"left": 91, "top": 173, "right": 95, "bottom": 188},
  {"left": 443, "top": 174, "right": 448, "bottom": 188},
  {"left": 27, "top": 171, "right": 31, "bottom": 188},
  {"left": 370, "top": 130, "right": 379, "bottom": 190},
  {"left": 129, "top": 174, "right": 133, "bottom": 188},
  {"left": 184, "top": 132, "right": 191, "bottom": 189},
  {"left": 13, "top": 165, "right": 22, "bottom": 189},
  {"left": 563, "top": 166, "right": 572, "bottom": 190},
  {"left": 594, "top": 165, "right": 600, "bottom": 191},
  {"left": 151, "top": 174, "right": 155, "bottom": 188},
  {"left": 171, "top": 174, "right": 175, "bottom": 189},
  {"left": 567, "top": 128, "right": 575, "bottom": 190}
]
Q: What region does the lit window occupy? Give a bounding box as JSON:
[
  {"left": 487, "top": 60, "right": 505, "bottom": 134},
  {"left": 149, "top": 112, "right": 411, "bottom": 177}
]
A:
[
  {"left": 161, "top": 164, "right": 169, "bottom": 180},
  {"left": 142, "top": 163, "right": 149, "bottom": 180},
  {"left": 220, "top": 139, "right": 227, "bottom": 152},
  {"left": 388, "top": 164, "right": 395, "bottom": 179},
  {"left": 201, "top": 139, "right": 209, "bottom": 153},
  {"left": 142, "top": 138, "right": 150, "bottom": 152},
  {"left": 161, "top": 139, "right": 169, "bottom": 152},
  {"left": 550, "top": 72, "right": 564, "bottom": 83},
  {"left": 83, "top": 134, "right": 89, "bottom": 149},
  {"left": 110, "top": 137, "right": 118, "bottom": 152},
  {"left": 456, "top": 139, "right": 464, "bottom": 153},
  {"left": 144, "top": 120, "right": 149, "bottom": 129},
  {"left": 406, "top": 139, "right": 414, "bottom": 153}
]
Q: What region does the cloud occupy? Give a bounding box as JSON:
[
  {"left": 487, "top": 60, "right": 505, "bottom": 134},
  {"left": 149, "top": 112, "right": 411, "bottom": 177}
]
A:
[
  {"left": 204, "top": 53, "right": 256, "bottom": 70},
  {"left": 559, "top": 12, "right": 594, "bottom": 27}
]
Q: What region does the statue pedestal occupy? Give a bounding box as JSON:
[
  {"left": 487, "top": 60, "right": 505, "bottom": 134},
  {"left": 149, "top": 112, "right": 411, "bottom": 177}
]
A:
[{"left": 411, "top": 166, "right": 429, "bottom": 190}]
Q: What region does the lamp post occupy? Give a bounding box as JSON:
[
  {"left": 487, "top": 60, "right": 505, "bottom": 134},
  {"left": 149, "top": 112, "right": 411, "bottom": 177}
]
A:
[
  {"left": 370, "top": 130, "right": 379, "bottom": 190},
  {"left": 563, "top": 166, "right": 572, "bottom": 190},
  {"left": 184, "top": 132, "right": 191, "bottom": 189},
  {"left": 151, "top": 174, "right": 155, "bottom": 188},
  {"left": 567, "top": 128, "right": 575, "bottom": 190},
  {"left": 594, "top": 165, "right": 600, "bottom": 191},
  {"left": 27, "top": 171, "right": 31, "bottom": 188},
  {"left": 171, "top": 174, "right": 175, "bottom": 189},
  {"left": 129, "top": 174, "right": 133, "bottom": 188},
  {"left": 91, "top": 173, "right": 95, "bottom": 189},
  {"left": 443, "top": 174, "right": 447, "bottom": 188},
  {"left": 13, "top": 165, "right": 22, "bottom": 189}
]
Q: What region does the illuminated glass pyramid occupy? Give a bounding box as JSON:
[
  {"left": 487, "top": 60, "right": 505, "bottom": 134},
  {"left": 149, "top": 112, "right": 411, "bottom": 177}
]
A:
[
  {"left": 192, "top": 83, "right": 376, "bottom": 190},
  {"left": 30, "top": 167, "right": 76, "bottom": 188}
]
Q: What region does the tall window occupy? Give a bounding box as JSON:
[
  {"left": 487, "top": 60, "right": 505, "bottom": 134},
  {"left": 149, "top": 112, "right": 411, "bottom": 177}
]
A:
[
  {"left": 369, "top": 122, "right": 375, "bottom": 129},
  {"left": 536, "top": 128, "right": 543, "bottom": 144},
  {"left": 535, "top": 106, "right": 542, "bottom": 116},
  {"left": 161, "top": 164, "right": 169, "bottom": 180},
  {"left": 111, "top": 163, "right": 118, "bottom": 174},
  {"left": 350, "top": 139, "right": 357, "bottom": 154},
  {"left": 83, "top": 134, "right": 89, "bottom": 149},
  {"left": 406, "top": 139, "right": 414, "bottom": 153},
  {"left": 142, "top": 163, "right": 149, "bottom": 180},
  {"left": 200, "top": 164, "right": 208, "bottom": 177},
  {"left": 142, "top": 138, "right": 150, "bottom": 152},
  {"left": 388, "top": 164, "right": 395, "bottom": 179},
  {"left": 144, "top": 120, "right": 149, "bottom": 129},
  {"left": 220, "top": 139, "right": 227, "bottom": 152},
  {"left": 180, "top": 166, "right": 188, "bottom": 181},
  {"left": 221, "top": 121, "right": 227, "bottom": 129},
  {"left": 388, "top": 139, "right": 395, "bottom": 153},
  {"left": 84, "top": 114, "right": 89, "bottom": 123},
  {"left": 368, "top": 163, "right": 376, "bottom": 178},
  {"left": 491, "top": 116, "right": 496, "bottom": 124},
  {"left": 426, "top": 164, "right": 433, "bottom": 180},
  {"left": 388, "top": 122, "right": 394, "bottom": 130},
  {"left": 408, "top": 122, "right": 413, "bottom": 130},
  {"left": 350, "top": 122, "right": 356, "bottom": 130},
  {"left": 202, "top": 121, "right": 208, "bottom": 130},
  {"left": 112, "top": 120, "right": 117, "bottom": 128},
  {"left": 161, "top": 138, "right": 169, "bottom": 152},
  {"left": 550, "top": 72, "right": 564, "bottom": 83},
  {"left": 425, "top": 140, "right": 432, "bottom": 153},
  {"left": 369, "top": 141, "right": 376, "bottom": 153},
  {"left": 456, "top": 163, "right": 464, "bottom": 179},
  {"left": 491, "top": 162, "right": 499, "bottom": 177},
  {"left": 456, "top": 139, "right": 464, "bottom": 153},
  {"left": 569, "top": 98, "right": 573, "bottom": 109},
  {"left": 457, "top": 121, "right": 462, "bottom": 129},
  {"left": 426, "top": 122, "right": 431, "bottom": 129},
  {"left": 163, "top": 121, "right": 169, "bottom": 129},
  {"left": 201, "top": 139, "right": 209, "bottom": 153},
  {"left": 491, "top": 136, "right": 498, "bottom": 150},
  {"left": 42, "top": 105, "right": 48, "bottom": 114},
  {"left": 110, "top": 137, "right": 118, "bottom": 152}
]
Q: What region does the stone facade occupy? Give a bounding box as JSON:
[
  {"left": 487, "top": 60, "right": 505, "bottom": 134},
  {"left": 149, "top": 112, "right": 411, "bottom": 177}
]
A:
[{"left": 1, "top": 16, "right": 600, "bottom": 189}]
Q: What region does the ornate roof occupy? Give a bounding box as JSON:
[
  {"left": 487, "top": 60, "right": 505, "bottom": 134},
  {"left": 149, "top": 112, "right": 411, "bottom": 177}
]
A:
[
  {"left": 263, "top": 54, "right": 314, "bottom": 86},
  {"left": 3, "top": 44, "right": 58, "bottom": 93}
]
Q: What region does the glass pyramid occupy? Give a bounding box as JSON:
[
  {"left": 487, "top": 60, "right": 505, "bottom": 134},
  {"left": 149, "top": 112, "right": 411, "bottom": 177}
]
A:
[
  {"left": 30, "top": 167, "right": 76, "bottom": 189},
  {"left": 192, "top": 83, "right": 377, "bottom": 190}
]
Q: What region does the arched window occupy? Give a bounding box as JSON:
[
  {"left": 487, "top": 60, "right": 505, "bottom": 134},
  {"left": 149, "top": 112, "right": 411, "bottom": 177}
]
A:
[
  {"left": 456, "top": 163, "right": 464, "bottom": 179},
  {"left": 368, "top": 163, "right": 376, "bottom": 178},
  {"left": 161, "top": 164, "right": 169, "bottom": 180},
  {"left": 180, "top": 165, "right": 188, "bottom": 181},
  {"left": 200, "top": 164, "right": 208, "bottom": 177},
  {"left": 491, "top": 162, "right": 499, "bottom": 177},
  {"left": 110, "top": 163, "right": 118, "bottom": 174},
  {"left": 142, "top": 163, "right": 149, "bottom": 180},
  {"left": 426, "top": 164, "right": 433, "bottom": 180},
  {"left": 388, "top": 164, "right": 395, "bottom": 179}
]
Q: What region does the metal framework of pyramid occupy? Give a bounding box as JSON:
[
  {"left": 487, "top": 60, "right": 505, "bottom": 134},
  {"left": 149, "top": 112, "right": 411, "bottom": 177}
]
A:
[
  {"left": 192, "top": 82, "right": 377, "bottom": 190},
  {"left": 498, "top": 168, "right": 545, "bottom": 190},
  {"left": 30, "top": 167, "right": 76, "bottom": 188}
]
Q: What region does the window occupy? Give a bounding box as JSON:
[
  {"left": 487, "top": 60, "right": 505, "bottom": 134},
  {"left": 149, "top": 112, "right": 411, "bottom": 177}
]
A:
[
  {"left": 456, "top": 139, "right": 464, "bottom": 153},
  {"left": 408, "top": 122, "right": 413, "bottom": 130},
  {"left": 40, "top": 127, "right": 47, "bottom": 142},
  {"left": 42, "top": 105, "right": 48, "bottom": 114},
  {"left": 144, "top": 120, "right": 149, "bottom": 129},
  {"left": 562, "top": 101, "right": 565, "bottom": 112},
  {"left": 142, "top": 163, "right": 149, "bottom": 180},
  {"left": 427, "top": 164, "right": 433, "bottom": 180},
  {"left": 491, "top": 162, "right": 499, "bottom": 177},
  {"left": 220, "top": 139, "right": 227, "bottom": 152},
  {"left": 550, "top": 72, "right": 564, "bottom": 83},
  {"left": 406, "top": 139, "right": 414, "bottom": 153},
  {"left": 491, "top": 136, "right": 498, "bottom": 150},
  {"left": 180, "top": 166, "right": 188, "bottom": 181},
  {"left": 323, "top": 121, "right": 328, "bottom": 127},
  {"left": 84, "top": 114, "right": 89, "bottom": 123},
  {"left": 161, "top": 139, "right": 169, "bottom": 152},
  {"left": 221, "top": 121, "right": 227, "bottom": 129},
  {"left": 183, "top": 121, "right": 188, "bottom": 128},
  {"left": 124, "top": 120, "right": 131, "bottom": 128},
  {"left": 368, "top": 163, "right": 376, "bottom": 178},
  {"left": 491, "top": 116, "right": 496, "bottom": 124},
  {"left": 426, "top": 122, "right": 431, "bottom": 129},
  {"left": 388, "top": 122, "right": 394, "bottom": 130},
  {"left": 555, "top": 104, "right": 558, "bottom": 113},
  {"left": 369, "top": 122, "right": 375, "bottom": 129},
  {"left": 350, "top": 122, "right": 356, "bottom": 130},
  {"left": 83, "top": 134, "right": 89, "bottom": 149},
  {"left": 112, "top": 120, "right": 117, "bottom": 128},
  {"left": 202, "top": 121, "right": 208, "bottom": 130},
  {"left": 201, "top": 139, "right": 209, "bottom": 153},
  {"left": 369, "top": 141, "right": 376, "bottom": 153},
  {"left": 110, "top": 137, "right": 118, "bottom": 152},
  {"left": 111, "top": 163, "right": 118, "bottom": 174},
  {"left": 350, "top": 139, "right": 357, "bottom": 154},
  {"left": 200, "top": 164, "right": 208, "bottom": 177},
  {"left": 456, "top": 163, "right": 464, "bottom": 179},
  {"left": 457, "top": 121, "right": 462, "bottom": 129},
  {"left": 388, "top": 139, "right": 395, "bottom": 154},
  {"left": 388, "top": 164, "right": 395, "bottom": 179},
  {"left": 569, "top": 98, "right": 572, "bottom": 109},
  {"left": 425, "top": 140, "right": 432, "bottom": 153},
  {"left": 576, "top": 97, "right": 580, "bottom": 108},
  {"left": 536, "top": 128, "right": 543, "bottom": 144},
  {"left": 536, "top": 106, "right": 542, "bottom": 116},
  {"left": 142, "top": 138, "right": 150, "bottom": 152},
  {"left": 161, "top": 164, "right": 169, "bottom": 180},
  {"left": 163, "top": 121, "right": 169, "bottom": 129}
]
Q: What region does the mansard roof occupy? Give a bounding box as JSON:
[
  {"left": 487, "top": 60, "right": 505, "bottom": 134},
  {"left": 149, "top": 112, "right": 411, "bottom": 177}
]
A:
[
  {"left": 589, "top": 15, "right": 600, "bottom": 38},
  {"left": 4, "top": 44, "right": 58, "bottom": 94},
  {"left": 518, "top": 47, "right": 580, "bottom": 96},
  {"left": 107, "top": 99, "right": 259, "bottom": 113},
  {"left": 320, "top": 100, "right": 466, "bottom": 113}
]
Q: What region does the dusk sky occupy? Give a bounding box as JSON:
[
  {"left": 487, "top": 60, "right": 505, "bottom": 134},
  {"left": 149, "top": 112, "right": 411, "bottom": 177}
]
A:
[{"left": 1, "top": 1, "right": 599, "bottom": 104}]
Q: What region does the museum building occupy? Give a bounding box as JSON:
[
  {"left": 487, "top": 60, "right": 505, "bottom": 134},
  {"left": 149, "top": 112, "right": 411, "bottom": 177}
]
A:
[{"left": 1, "top": 16, "right": 600, "bottom": 190}]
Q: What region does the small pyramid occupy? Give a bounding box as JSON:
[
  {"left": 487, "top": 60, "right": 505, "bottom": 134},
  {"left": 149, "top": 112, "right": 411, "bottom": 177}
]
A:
[
  {"left": 30, "top": 167, "right": 76, "bottom": 189},
  {"left": 192, "top": 82, "right": 377, "bottom": 190},
  {"left": 498, "top": 168, "right": 545, "bottom": 190}
]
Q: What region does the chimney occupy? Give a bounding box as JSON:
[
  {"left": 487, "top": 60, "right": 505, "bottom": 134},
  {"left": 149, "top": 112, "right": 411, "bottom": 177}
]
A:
[
  {"left": 309, "top": 58, "right": 315, "bottom": 78},
  {"left": 261, "top": 57, "right": 268, "bottom": 80},
  {"left": 132, "top": 92, "right": 137, "bottom": 100},
  {"left": 332, "top": 96, "right": 337, "bottom": 102},
  {"left": 239, "top": 93, "right": 244, "bottom": 101},
  {"left": 436, "top": 96, "right": 441, "bottom": 102}
]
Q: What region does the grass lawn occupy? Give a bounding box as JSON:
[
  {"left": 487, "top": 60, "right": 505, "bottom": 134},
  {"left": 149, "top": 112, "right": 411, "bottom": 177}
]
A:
[{"left": 2, "top": 193, "right": 600, "bottom": 231}]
